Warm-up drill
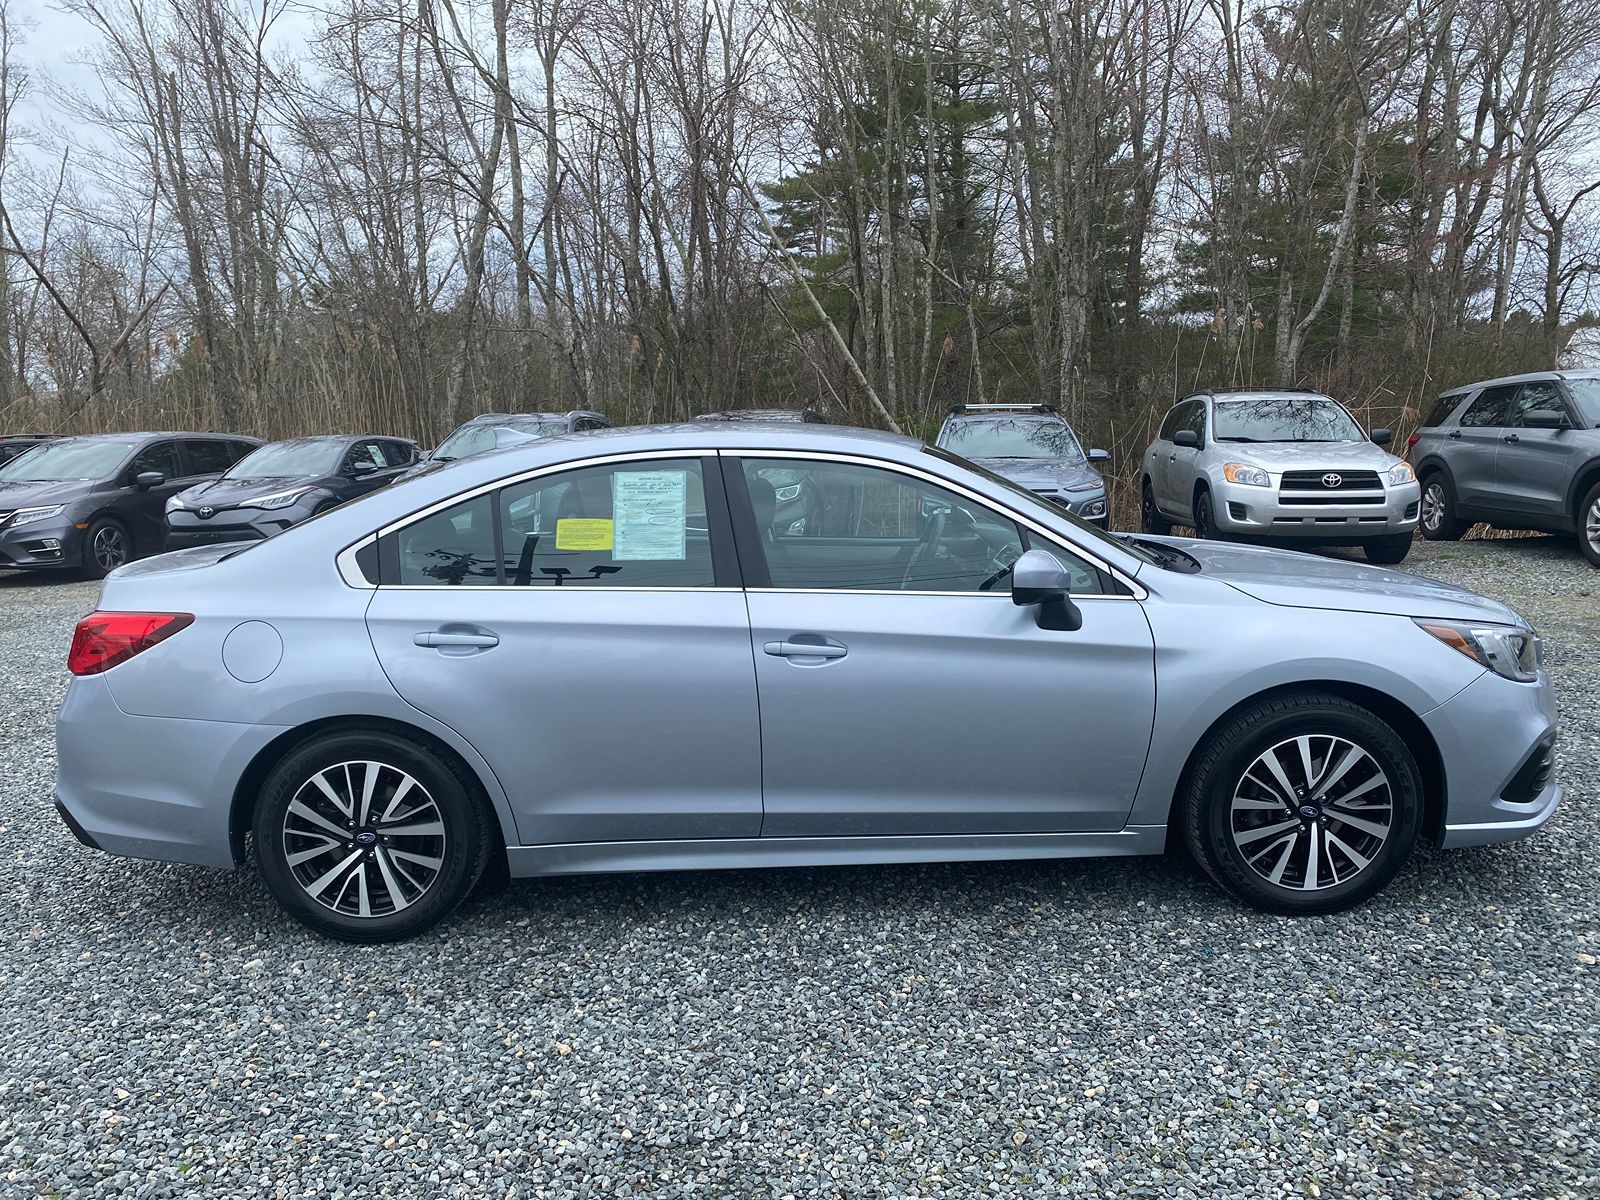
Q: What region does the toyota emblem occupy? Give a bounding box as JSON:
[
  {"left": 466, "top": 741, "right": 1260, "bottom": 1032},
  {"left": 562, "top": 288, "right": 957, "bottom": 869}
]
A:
[
  {"left": 198, "top": 506, "right": 215, "bottom": 519},
  {"left": 1321, "top": 473, "right": 1342, "bottom": 488}
]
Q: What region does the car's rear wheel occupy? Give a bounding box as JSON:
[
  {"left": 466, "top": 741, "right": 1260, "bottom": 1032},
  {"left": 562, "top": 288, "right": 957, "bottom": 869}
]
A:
[
  {"left": 1363, "top": 533, "right": 1413, "bottom": 565},
  {"left": 1418, "top": 474, "right": 1467, "bottom": 541},
  {"left": 1140, "top": 480, "right": 1171, "bottom": 535},
  {"left": 1578, "top": 480, "right": 1600, "bottom": 568},
  {"left": 1180, "top": 693, "right": 1422, "bottom": 914},
  {"left": 79, "top": 517, "right": 132, "bottom": 580},
  {"left": 254, "top": 730, "right": 491, "bottom": 942}
]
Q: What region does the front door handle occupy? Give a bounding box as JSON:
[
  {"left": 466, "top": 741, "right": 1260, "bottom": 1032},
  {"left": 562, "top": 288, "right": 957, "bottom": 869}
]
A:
[
  {"left": 1447, "top": 430, "right": 1462, "bottom": 439},
  {"left": 414, "top": 630, "right": 499, "bottom": 649},
  {"left": 1504, "top": 433, "right": 1520, "bottom": 444},
  {"left": 764, "top": 638, "right": 847, "bottom": 660}
]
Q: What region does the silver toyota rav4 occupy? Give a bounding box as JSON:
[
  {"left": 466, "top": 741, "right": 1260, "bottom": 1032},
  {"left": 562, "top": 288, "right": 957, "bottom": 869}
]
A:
[{"left": 1141, "top": 390, "right": 1421, "bottom": 564}]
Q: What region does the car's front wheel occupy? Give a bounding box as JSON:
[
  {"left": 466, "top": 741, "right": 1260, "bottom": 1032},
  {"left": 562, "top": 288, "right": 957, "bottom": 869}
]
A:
[
  {"left": 1193, "top": 487, "right": 1221, "bottom": 540},
  {"left": 1180, "top": 693, "right": 1422, "bottom": 914},
  {"left": 1578, "top": 480, "right": 1600, "bottom": 568},
  {"left": 80, "top": 517, "right": 132, "bottom": 580},
  {"left": 254, "top": 729, "right": 492, "bottom": 942}
]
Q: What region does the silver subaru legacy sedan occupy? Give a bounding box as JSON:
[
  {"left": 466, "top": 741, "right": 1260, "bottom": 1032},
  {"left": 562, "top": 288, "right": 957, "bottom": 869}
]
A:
[{"left": 54, "top": 425, "right": 1560, "bottom": 941}]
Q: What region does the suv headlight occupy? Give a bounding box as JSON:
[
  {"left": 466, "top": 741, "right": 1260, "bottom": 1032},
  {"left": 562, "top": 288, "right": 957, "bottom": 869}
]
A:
[
  {"left": 241, "top": 486, "right": 315, "bottom": 511},
  {"left": 1416, "top": 620, "right": 1542, "bottom": 682},
  {"left": 10, "top": 505, "right": 65, "bottom": 528},
  {"left": 165, "top": 496, "right": 187, "bottom": 514},
  {"left": 1385, "top": 462, "right": 1415, "bottom": 485},
  {"left": 1222, "top": 463, "right": 1270, "bottom": 487}
]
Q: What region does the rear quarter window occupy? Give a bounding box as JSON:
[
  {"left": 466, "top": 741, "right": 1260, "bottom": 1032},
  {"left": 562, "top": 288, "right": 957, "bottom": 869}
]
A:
[{"left": 1424, "top": 392, "right": 1469, "bottom": 428}]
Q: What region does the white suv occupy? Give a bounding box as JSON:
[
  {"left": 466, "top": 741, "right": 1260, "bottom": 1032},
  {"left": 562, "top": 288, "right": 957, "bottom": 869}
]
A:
[{"left": 1141, "top": 389, "right": 1421, "bottom": 564}]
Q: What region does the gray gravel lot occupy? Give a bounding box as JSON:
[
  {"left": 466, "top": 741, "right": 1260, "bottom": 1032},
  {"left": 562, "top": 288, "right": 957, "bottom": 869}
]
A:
[{"left": 0, "top": 538, "right": 1596, "bottom": 1199}]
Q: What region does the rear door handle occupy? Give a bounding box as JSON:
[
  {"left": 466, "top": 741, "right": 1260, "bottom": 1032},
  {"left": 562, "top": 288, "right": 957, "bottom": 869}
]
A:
[
  {"left": 764, "top": 638, "right": 847, "bottom": 660},
  {"left": 1504, "top": 433, "right": 1520, "bottom": 444},
  {"left": 1447, "top": 430, "right": 1462, "bottom": 439},
  {"left": 414, "top": 631, "right": 499, "bottom": 649}
]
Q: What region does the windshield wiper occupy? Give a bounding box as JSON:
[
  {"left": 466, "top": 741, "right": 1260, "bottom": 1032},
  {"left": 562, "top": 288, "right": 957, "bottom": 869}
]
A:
[
  {"left": 1120, "top": 534, "right": 1201, "bottom": 573},
  {"left": 1214, "top": 436, "right": 1263, "bottom": 442}
]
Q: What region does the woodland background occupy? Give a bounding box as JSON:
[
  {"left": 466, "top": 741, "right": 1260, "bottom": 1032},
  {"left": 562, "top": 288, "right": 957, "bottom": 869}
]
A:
[{"left": 1, "top": 0, "right": 1599, "bottom": 485}]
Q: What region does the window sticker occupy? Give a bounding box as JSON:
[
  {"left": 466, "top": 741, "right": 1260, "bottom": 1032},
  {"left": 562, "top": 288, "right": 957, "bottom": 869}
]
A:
[
  {"left": 613, "top": 470, "right": 687, "bottom": 560},
  {"left": 555, "top": 518, "right": 614, "bottom": 550}
]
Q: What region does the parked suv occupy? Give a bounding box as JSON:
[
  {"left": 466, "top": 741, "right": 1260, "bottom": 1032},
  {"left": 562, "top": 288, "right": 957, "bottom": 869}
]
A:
[
  {"left": 935, "top": 404, "right": 1111, "bottom": 527},
  {"left": 1410, "top": 370, "right": 1600, "bottom": 565},
  {"left": 1141, "top": 390, "right": 1420, "bottom": 564},
  {"left": 0, "top": 432, "right": 260, "bottom": 577},
  {"left": 166, "top": 434, "right": 420, "bottom": 549}
]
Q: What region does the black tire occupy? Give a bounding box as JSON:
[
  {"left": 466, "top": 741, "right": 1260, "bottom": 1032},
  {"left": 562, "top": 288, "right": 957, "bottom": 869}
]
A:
[
  {"left": 1193, "top": 487, "right": 1219, "bottom": 540},
  {"left": 1179, "top": 692, "right": 1422, "bottom": 915},
  {"left": 1140, "top": 479, "right": 1172, "bottom": 535},
  {"left": 79, "top": 517, "right": 133, "bottom": 580},
  {"left": 253, "top": 729, "right": 492, "bottom": 942},
  {"left": 1363, "top": 533, "right": 1413, "bottom": 565},
  {"left": 1418, "top": 473, "right": 1468, "bottom": 541},
  {"left": 1579, "top": 480, "right": 1600, "bottom": 568}
]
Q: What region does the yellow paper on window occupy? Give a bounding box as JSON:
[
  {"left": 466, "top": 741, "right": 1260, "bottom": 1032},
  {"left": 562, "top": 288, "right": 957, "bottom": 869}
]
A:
[{"left": 555, "top": 518, "right": 613, "bottom": 550}]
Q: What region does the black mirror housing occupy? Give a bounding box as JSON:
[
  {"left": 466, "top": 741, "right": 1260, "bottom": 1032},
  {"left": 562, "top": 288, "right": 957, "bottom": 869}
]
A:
[
  {"left": 134, "top": 471, "right": 165, "bottom": 489},
  {"left": 350, "top": 460, "right": 379, "bottom": 475},
  {"left": 1173, "top": 429, "right": 1201, "bottom": 449},
  {"left": 1371, "top": 428, "right": 1392, "bottom": 446}
]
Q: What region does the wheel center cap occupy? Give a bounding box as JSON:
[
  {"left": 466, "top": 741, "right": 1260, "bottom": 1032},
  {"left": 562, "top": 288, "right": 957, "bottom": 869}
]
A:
[
  {"left": 1298, "top": 805, "right": 1320, "bottom": 819},
  {"left": 356, "top": 830, "right": 377, "bottom": 845}
]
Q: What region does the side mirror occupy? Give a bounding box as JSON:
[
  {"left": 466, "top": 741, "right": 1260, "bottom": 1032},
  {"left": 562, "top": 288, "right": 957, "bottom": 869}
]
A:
[
  {"left": 134, "top": 471, "right": 165, "bottom": 490},
  {"left": 1522, "top": 409, "right": 1568, "bottom": 430},
  {"left": 1088, "top": 448, "right": 1111, "bottom": 463},
  {"left": 1010, "top": 549, "right": 1083, "bottom": 632},
  {"left": 1173, "top": 429, "right": 1201, "bottom": 449},
  {"left": 349, "top": 460, "right": 379, "bottom": 475},
  {"left": 1371, "top": 428, "right": 1392, "bottom": 446}
]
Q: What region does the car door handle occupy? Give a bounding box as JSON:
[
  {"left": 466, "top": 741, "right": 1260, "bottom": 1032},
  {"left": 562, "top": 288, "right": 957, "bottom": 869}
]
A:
[
  {"left": 1447, "top": 430, "right": 1462, "bottom": 439},
  {"left": 764, "top": 638, "right": 847, "bottom": 660},
  {"left": 414, "top": 631, "right": 499, "bottom": 649},
  {"left": 1504, "top": 433, "right": 1520, "bottom": 444}
]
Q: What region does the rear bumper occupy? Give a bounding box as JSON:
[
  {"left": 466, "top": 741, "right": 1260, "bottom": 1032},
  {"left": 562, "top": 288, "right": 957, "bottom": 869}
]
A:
[
  {"left": 1426, "top": 669, "right": 1563, "bottom": 848},
  {"left": 1212, "top": 477, "right": 1420, "bottom": 540},
  {"left": 54, "top": 674, "right": 285, "bottom": 869}
]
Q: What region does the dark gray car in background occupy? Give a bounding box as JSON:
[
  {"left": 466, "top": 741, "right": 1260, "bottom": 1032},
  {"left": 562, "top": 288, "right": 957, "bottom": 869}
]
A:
[
  {"left": 1411, "top": 369, "right": 1600, "bottom": 565},
  {"left": 166, "top": 434, "right": 420, "bottom": 550},
  {"left": 0, "top": 431, "right": 260, "bottom": 577},
  {"left": 935, "top": 404, "right": 1110, "bottom": 527}
]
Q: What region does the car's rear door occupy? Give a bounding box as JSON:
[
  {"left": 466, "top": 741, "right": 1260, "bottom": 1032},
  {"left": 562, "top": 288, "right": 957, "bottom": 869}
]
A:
[
  {"left": 1494, "top": 381, "right": 1584, "bottom": 521},
  {"left": 729, "top": 452, "right": 1156, "bottom": 837},
  {"left": 363, "top": 451, "right": 763, "bottom": 846},
  {"left": 1449, "top": 385, "right": 1516, "bottom": 509}
]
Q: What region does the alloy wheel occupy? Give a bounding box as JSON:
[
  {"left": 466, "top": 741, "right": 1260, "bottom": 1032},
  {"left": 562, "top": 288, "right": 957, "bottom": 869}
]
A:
[
  {"left": 1229, "top": 734, "right": 1393, "bottom": 891},
  {"left": 1421, "top": 482, "right": 1446, "bottom": 533},
  {"left": 282, "top": 760, "right": 447, "bottom": 918},
  {"left": 1587, "top": 496, "right": 1600, "bottom": 554},
  {"left": 93, "top": 526, "right": 129, "bottom": 573}
]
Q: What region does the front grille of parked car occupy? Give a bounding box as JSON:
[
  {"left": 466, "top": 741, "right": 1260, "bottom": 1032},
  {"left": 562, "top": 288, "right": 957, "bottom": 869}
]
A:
[
  {"left": 1501, "top": 736, "right": 1556, "bottom": 805},
  {"left": 1280, "top": 469, "right": 1383, "bottom": 491}
]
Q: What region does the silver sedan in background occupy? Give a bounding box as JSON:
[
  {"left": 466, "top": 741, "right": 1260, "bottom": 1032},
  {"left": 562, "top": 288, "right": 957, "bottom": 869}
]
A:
[{"left": 54, "top": 424, "right": 1559, "bottom": 941}]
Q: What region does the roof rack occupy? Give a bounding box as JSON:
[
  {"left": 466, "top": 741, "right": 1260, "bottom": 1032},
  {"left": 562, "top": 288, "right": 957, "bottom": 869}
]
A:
[
  {"left": 948, "top": 403, "right": 1058, "bottom": 415},
  {"left": 1204, "top": 386, "right": 1317, "bottom": 395}
]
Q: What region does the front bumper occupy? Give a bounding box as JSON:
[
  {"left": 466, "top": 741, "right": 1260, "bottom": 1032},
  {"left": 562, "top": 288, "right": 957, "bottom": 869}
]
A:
[
  {"left": 165, "top": 502, "right": 316, "bottom": 549},
  {"left": 0, "top": 515, "right": 85, "bottom": 569},
  {"left": 54, "top": 673, "right": 285, "bottom": 869},
  {"left": 1211, "top": 476, "right": 1420, "bottom": 540},
  {"left": 1424, "top": 668, "right": 1563, "bottom": 848}
]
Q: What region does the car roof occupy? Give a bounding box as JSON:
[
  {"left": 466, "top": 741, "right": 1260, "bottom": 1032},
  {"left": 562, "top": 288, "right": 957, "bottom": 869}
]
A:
[
  {"left": 461, "top": 410, "right": 603, "bottom": 426},
  {"left": 692, "top": 409, "right": 821, "bottom": 421},
  {"left": 251, "top": 434, "right": 418, "bottom": 446},
  {"left": 1439, "top": 368, "right": 1600, "bottom": 394},
  {"left": 44, "top": 431, "right": 260, "bottom": 442},
  {"left": 1184, "top": 389, "right": 1335, "bottom": 404}
]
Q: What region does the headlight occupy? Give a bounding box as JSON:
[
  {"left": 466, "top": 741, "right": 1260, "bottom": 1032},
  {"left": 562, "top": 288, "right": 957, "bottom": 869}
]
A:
[
  {"left": 165, "top": 496, "right": 187, "bottom": 514},
  {"left": 1385, "top": 462, "right": 1415, "bottom": 485},
  {"left": 1079, "top": 497, "right": 1107, "bottom": 519},
  {"left": 773, "top": 484, "right": 801, "bottom": 502},
  {"left": 9, "top": 505, "right": 65, "bottom": 528},
  {"left": 1222, "top": 463, "right": 1270, "bottom": 487},
  {"left": 241, "top": 487, "right": 315, "bottom": 511},
  {"left": 1416, "top": 619, "right": 1542, "bottom": 682}
]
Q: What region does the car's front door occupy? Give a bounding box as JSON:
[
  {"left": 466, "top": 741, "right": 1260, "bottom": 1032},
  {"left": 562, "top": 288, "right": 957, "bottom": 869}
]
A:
[
  {"left": 364, "top": 452, "right": 763, "bottom": 845},
  {"left": 1450, "top": 385, "right": 1516, "bottom": 509},
  {"left": 118, "top": 439, "right": 187, "bottom": 554},
  {"left": 1494, "top": 380, "right": 1584, "bottom": 520},
  {"left": 730, "top": 454, "right": 1156, "bottom": 837}
]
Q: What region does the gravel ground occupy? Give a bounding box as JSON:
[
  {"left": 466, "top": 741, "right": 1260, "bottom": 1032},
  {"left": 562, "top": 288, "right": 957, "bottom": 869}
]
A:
[{"left": 0, "top": 538, "right": 1596, "bottom": 1199}]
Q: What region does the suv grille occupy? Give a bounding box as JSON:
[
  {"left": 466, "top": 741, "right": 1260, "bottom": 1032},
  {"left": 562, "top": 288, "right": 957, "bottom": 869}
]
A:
[{"left": 1280, "top": 469, "right": 1382, "bottom": 491}]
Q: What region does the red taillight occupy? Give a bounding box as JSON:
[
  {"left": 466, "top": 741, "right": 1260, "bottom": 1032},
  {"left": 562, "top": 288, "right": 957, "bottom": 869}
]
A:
[
  {"left": 68, "top": 611, "right": 194, "bottom": 676},
  {"left": 1406, "top": 433, "right": 1419, "bottom": 451}
]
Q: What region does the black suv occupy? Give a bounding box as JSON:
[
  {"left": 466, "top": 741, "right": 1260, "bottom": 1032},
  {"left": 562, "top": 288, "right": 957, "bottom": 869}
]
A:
[
  {"left": 0, "top": 432, "right": 261, "bottom": 577},
  {"left": 1410, "top": 370, "right": 1600, "bottom": 564}
]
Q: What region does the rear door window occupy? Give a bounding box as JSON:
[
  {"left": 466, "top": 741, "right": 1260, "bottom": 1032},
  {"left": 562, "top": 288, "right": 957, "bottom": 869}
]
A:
[
  {"left": 185, "top": 439, "right": 242, "bottom": 476},
  {"left": 1459, "top": 385, "right": 1518, "bottom": 428},
  {"left": 1424, "top": 391, "right": 1470, "bottom": 427}
]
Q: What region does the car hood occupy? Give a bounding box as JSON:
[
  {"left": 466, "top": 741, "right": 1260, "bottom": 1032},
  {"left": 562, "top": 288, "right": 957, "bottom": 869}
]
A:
[
  {"left": 0, "top": 478, "right": 93, "bottom": 508},
  {"left": 1140, "top": 536, "right": 1525, "bottom": 625},
  {"left": 178, "top": 477, "right": 324, "bottom": 506},
  {"left": 1214, "top": 440, "right": 1399, "bottom": 470},
  {"left": 972, "top": 457, "right": 1103, "bottom": 492}
]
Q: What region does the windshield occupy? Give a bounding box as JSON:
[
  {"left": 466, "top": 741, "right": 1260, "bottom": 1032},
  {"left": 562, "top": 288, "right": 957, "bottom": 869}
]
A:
[
  {"left": 226, "top": 439, "right": 342, "bottom": 480},
  {"left": 1565, "top": 379, "right": 1600, "bottom": 425},
  {"left": 1212, "top": 397, "right": 1364, "bottom": 443},
  {"left": 939, "top": 418, "right": 1085, "bottom": 462},
  {"left": 0, "top": 439, "right": 135, "bottom": 482}
]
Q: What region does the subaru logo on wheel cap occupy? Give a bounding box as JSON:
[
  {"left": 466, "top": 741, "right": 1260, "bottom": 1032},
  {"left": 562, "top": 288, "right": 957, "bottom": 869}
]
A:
[
  {"left": 198, "top": 506, "right": 215, "bottom": 519},
  {"left": 1321, "top": 473, "right": 1342, "bottom": 488},
  {"left": 356, "top": 830, "right": 377, "bottom": 845}
]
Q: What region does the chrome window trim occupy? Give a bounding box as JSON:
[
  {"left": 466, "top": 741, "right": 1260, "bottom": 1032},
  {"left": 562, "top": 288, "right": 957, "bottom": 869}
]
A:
[
  {"left": 732, "top": 448, "right": 1147, "bottom": 600},
  {"left": 369, "top": 585, "right": 744, "bottom": 593}
]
